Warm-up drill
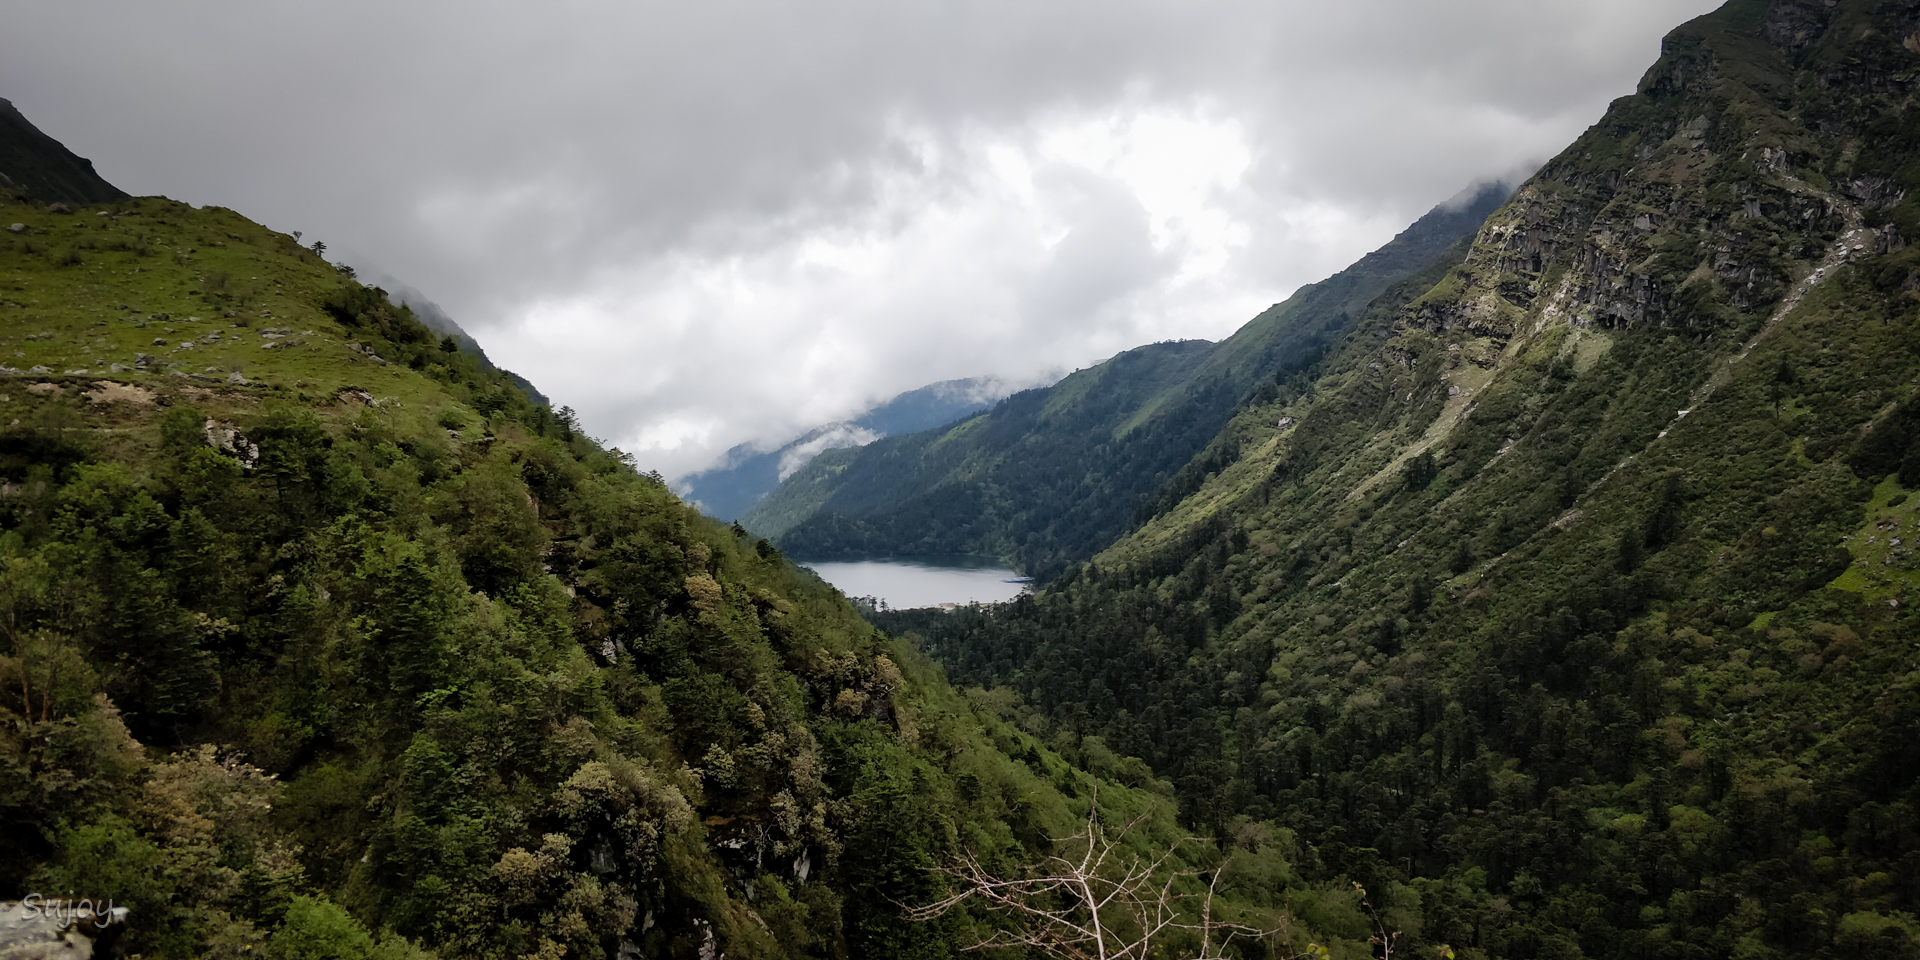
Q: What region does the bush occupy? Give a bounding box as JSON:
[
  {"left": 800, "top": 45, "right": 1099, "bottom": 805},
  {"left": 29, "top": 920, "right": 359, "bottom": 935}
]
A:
[{"left": 266, "top": 897, "right": 430, "bottom": 960}]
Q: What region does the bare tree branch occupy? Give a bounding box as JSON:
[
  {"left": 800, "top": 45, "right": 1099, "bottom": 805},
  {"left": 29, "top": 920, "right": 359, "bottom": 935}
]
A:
[{"left": 906, "top": 792, "right": 1293, "bottom": 959}]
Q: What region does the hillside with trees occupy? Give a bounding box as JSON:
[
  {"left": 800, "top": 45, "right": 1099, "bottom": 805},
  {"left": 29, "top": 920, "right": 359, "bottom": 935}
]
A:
[
  {"left": 880, "top": 1, "right": 1920, "bottom": 956},
  {"left": 0, "top": 136, "right": 1375, "bottom": 958}
]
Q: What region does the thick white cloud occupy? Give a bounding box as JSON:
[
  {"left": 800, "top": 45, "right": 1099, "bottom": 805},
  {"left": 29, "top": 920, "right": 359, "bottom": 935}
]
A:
[{"left": 0, "top": 0, "right": 1722, "bottom": 478}]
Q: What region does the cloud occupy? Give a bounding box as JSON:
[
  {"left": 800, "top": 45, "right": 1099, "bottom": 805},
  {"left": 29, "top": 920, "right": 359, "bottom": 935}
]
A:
[
  {"left": 0, "top": 0, "right": 1724, "bottom": 478},
  {"left": 779, "top": 425, "right": 883, "bottom": 482}
]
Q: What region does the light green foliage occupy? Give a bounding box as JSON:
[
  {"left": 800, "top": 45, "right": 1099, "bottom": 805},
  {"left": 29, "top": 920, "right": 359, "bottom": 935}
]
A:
[{"left": 0, "top": 185, "right": 1353, "bottom": 958}]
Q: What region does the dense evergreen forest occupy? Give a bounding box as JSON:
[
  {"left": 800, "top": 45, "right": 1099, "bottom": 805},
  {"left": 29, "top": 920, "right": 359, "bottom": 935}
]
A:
[
  {"left": 876, "top": 1, "right": 1920, "bottom": 957},
  {"left": 748, "top": 185, "right": 1514, "bottom": 581},
  {"left": 0, "top": 174, "right": 1389, "bottom": 955}
]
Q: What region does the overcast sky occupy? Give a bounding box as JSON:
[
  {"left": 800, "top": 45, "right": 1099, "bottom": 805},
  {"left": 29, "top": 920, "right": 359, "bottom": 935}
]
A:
[{"left": 1, "top": 1, "right": 1720, "bottom": 480}]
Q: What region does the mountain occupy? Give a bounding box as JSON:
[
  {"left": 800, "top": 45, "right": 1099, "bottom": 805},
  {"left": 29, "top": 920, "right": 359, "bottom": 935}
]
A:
[
  {"left": 880, "top": 1, "right": 1920, "bottom": 956},
  {"left": 0, "top": 97, "right": 127, "bottom": 206},
  {"left": 368, "top": 272, "right": 552, "bottom": 406},
  {"left": 0, "top": 109, "right": 1386, "bottom": 959},
  {"left": 749, "top": 180, "right": 1517, "bottom": 576},
  {"left": 683, "top": 376, "right": 1020, "bottom": 522}
]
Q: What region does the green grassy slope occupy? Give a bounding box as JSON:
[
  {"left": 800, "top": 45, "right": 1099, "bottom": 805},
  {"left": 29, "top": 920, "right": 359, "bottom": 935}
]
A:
[
  {"left": 745, "top": 185, "right": 1513, "bottom": 579},
  {"left": 0, "top": 186, "right": 1390, "bottom": 958},
  {"left": 887, "top": 1, "right": 1920, "bottom": 957}
]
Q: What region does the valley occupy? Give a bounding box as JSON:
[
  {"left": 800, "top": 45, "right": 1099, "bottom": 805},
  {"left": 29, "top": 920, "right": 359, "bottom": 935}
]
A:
[{"left": 5, "top": 1, "right": 1920, "bottom": 958}]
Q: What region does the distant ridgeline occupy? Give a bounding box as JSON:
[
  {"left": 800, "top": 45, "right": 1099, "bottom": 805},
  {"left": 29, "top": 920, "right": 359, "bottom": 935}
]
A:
[
  {"left": 366, "top": 272, "right": 551, "bottom": 407},
  {"left": 0, "top": 100, "right": 1388, "bottom": 959},
  {"left": 683, "top": 376, "right": 1019, "bottom": 522},
  {"left": 878, "top": 1, "right": 1920, "bottom": 957},
  {"left": 748, "top": 181, "right": 1517, "bottom": 579}
]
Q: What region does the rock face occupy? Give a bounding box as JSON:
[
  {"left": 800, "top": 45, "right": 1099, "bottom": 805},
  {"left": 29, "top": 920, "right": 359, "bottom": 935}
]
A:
[{"left": 0, "top": 900, "right": 129, "bottom": 960}]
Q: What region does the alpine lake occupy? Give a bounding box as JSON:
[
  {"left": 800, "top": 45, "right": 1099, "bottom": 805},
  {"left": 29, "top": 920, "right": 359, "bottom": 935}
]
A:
[{"left": 799, "top": 556, "right": 1030, "bottom": 610}]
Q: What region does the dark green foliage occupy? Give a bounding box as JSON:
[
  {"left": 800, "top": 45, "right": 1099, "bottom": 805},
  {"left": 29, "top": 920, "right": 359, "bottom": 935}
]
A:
[{"left": 877, "top": 3, "right": 1920, "bottom": 958}]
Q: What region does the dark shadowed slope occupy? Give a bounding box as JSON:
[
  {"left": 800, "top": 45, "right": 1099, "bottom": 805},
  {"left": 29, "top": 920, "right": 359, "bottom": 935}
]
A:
[{"left": 0, "top": 97, "right": 127, "bottom": 205}]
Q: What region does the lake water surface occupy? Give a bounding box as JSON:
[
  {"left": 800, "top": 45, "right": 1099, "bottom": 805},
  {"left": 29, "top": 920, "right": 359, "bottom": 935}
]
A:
[{"left": 802, "top": 557, "right": 1028, "bottom": 609}]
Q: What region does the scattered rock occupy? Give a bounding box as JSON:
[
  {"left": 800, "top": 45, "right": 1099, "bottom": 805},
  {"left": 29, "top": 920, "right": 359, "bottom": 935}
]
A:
[
  {"left": 25, "top": 383, "right": 59, "bottom": 395},
  {"left": 151, "top": 339, "right": 167, "bottom": 346},
  {"left": 63, "top": 368, "right": 88, "bottom": 375},
  {"left": 134, "top": 353, "right": 155, "bottom": 368},
  {"left": 1276, "top": 416, "right": 1295, "bottom": 430},
  {"left": 26, "top": 366, "right": 50, "bottom": 375},
  {"left": 84, "top": 382, "right": 156, "bottom": 406},
  {"left": 44, "top": 202, "right": 70, "bottom": 214},
  {"left": 202, "top": 419, "right": 260, "bottom": 468},
  {"left": 227, "top": 371, "right": 247, "bottom": 385},
  {"left": 108, "top": 364, "right": 129, "bottom": 373},
  {"left": 5, "top": 223, "right": 23, "bottom": 234}
]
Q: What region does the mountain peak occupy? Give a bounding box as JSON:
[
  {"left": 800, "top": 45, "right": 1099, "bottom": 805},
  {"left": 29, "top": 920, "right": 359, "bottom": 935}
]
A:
[{"left": 0, "top": 97, "right": 128, "bottom": 206}]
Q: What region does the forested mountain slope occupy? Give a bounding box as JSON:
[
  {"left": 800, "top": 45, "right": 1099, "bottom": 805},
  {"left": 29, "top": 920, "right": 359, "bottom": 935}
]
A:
[
  {"left": 683, "top": 377, "right": 1015, "bottom": 523},
  {"left": 0, "top": 165, "right": 1374, "bottom": 955},
  {"left": 749, "top": 183, "right": 1514, "bottom": 579},
  {"left": 885, "top": 1, "right": 1920, "bottom": 956}
]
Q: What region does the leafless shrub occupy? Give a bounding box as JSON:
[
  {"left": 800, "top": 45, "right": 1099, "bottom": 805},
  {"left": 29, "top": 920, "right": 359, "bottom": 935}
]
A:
[{"left": 907, "top": 797, "right": 1308, "bottom": 959}]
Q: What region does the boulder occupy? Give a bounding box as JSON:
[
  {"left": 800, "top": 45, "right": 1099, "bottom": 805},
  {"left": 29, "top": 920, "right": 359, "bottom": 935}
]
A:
[
  {"left": 5, "top": 223, "right": 23, "bottom": 234},
  {"left": 0, "top": 898, "right": 129, "bottom": 960}
]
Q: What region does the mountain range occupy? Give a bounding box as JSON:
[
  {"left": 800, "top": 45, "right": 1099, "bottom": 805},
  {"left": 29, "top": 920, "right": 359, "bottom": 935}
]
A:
[
  {"left": 680, "top": 375, "right": 1024, "bottom": 522},
  {"left": 748, "top": 180, "right": 1517, "bottom": 578},
  {"left": 6, "top": 0, "right": 1920, "bottom": 957}
]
